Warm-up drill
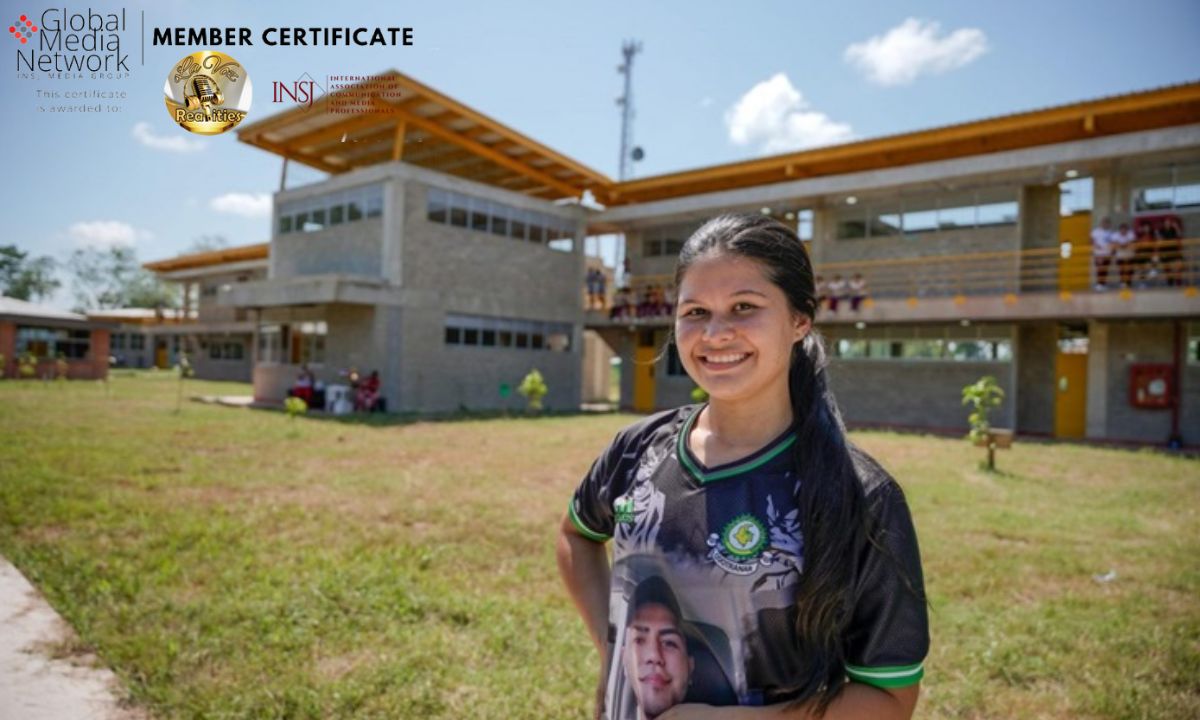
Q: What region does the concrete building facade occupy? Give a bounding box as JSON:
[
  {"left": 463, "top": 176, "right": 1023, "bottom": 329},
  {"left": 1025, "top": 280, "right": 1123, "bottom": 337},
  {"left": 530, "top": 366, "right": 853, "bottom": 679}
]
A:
[{"left": 145, "top": 72, "right": 1199, "bottom": 444}]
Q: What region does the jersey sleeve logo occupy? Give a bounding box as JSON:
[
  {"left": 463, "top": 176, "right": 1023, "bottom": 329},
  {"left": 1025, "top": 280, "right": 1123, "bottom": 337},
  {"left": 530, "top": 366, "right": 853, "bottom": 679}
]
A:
[{"left": 613, "top": 496, "right": 636, "bottom": 525}]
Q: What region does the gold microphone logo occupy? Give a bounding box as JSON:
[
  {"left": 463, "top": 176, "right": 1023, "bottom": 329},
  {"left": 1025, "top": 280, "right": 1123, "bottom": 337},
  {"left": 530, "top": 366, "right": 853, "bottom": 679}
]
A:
[{"left": 164, "top": 51, "right": 252, "bottom": 135}]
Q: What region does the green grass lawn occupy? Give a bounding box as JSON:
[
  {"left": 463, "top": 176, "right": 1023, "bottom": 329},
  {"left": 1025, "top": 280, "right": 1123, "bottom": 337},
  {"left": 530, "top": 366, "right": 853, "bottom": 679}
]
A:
[{"left": 0, "top": 373, "right": 1197, "bottom": 719}]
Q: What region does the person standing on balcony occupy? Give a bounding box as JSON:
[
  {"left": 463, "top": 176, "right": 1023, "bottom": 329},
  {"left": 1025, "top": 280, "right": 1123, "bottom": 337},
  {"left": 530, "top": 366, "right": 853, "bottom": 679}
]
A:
[
  {"left": 827, "top": 274, "right": 847, "bottom": 312},
  {"left": 1113, "top": 223, "right": 1137, "bottom": 288},
  {"left": 1159, "top": 218, "right": 1185, "bottom": 287},
  {"left": 1133, "top": 224, "right": 1157, "bottom": 287},
  {"left": 849, "top": 273, "right": 869, "bottom": 311},
  {"left": 1091, "top": 217, "right": 1114, "bottom": 290}
]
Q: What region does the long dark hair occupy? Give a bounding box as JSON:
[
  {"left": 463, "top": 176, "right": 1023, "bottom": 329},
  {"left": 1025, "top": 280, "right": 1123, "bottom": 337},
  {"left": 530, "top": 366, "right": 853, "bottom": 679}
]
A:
[{"left": 668, "top": 212, "right": 870, "bottom": 714}]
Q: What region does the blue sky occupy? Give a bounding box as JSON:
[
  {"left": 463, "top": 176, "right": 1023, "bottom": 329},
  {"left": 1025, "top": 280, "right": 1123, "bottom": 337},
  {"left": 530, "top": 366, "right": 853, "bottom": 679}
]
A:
[{"left": 3, "top": 0, "right": 1198, "bottom": 310}]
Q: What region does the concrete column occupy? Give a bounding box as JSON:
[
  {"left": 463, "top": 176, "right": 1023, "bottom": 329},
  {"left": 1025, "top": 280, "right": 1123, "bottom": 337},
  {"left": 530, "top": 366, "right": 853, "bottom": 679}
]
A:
[
  {"left": 1085, "top": 320, "right": 1109, "bottom": 439},
  {"left": 1018, "top": 185, "right": 1061, "bottom": 293},
  {"left": 381, "top": 177, "right": 404, "bottom": 285}
]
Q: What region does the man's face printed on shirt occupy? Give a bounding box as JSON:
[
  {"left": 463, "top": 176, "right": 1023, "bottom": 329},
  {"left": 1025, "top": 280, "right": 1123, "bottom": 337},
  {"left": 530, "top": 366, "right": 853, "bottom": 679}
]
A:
[{"left": 623, "top": 603, "right": 694, "bottom": 719}]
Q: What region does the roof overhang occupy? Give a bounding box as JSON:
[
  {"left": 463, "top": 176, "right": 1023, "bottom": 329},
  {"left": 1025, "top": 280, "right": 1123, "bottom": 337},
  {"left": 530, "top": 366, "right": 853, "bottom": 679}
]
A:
[
  {"left": 144, "top": 243, "right": 270, "bottom": 274},
  {"left": 605, "top": 81, "right": 1200, "bottom": 206},
  {"left": 237, "top": 70, "right": 611, "bottom": 201}
]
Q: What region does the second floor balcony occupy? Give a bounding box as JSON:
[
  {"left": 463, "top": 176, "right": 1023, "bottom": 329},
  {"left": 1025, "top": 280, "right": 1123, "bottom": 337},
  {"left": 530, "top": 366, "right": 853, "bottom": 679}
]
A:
[{"left": 585, "top": 238, "right": 1200, "bottom": 327}]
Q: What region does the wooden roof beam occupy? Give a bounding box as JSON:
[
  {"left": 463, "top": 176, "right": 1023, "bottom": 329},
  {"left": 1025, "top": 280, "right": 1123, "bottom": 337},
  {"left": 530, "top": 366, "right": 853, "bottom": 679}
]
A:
[{"left": 371, "top": 98, "right": 583, "bottom": 198}]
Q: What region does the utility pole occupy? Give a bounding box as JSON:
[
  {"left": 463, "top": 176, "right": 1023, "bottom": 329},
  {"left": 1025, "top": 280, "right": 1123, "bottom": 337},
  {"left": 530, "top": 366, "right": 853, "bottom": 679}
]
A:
[
  {"left": 616, "top": 40, "right": 643, "bottom": 182},
  {"left": 615, "top": 40, "right": 643, "bottom": 286}
]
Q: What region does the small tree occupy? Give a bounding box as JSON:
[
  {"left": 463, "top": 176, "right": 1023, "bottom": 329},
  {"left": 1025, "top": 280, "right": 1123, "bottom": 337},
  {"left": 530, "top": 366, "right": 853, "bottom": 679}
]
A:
[
  {"left": 55, "top": 353, "right": 69, "bottom": 384},
  {"left": 175, "top": 352, "right": 194, "bottom": 413},
  {"left": 517, "top": 369, "right": 548, "bottom": 413},
  {"left": 285, "top": 396, "right": 308, "bottom": 420},
  {"left": 962, "top": 375, "right": 1006, "bottom": 471},
  {"left": 18, "top": 352, "right": 37, "bottom": 379}
]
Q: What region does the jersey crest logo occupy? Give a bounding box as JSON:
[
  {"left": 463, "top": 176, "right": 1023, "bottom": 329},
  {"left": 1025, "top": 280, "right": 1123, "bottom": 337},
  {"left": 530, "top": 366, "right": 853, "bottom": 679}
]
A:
[
  {"left": 708, "top": 514, "right": 768, "bottom": 575},
  {"left": 613, "top": 496, "right": 635, "bottom": 525}
]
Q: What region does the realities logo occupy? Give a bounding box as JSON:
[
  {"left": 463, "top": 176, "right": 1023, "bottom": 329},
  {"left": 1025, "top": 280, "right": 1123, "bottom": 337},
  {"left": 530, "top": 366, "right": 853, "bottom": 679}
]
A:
[
  {"left": 163, "top": 50, "right": 252, "bottom": 135},
  {"left": 9, "top": 14, "right": 38, "bottom": 44}
]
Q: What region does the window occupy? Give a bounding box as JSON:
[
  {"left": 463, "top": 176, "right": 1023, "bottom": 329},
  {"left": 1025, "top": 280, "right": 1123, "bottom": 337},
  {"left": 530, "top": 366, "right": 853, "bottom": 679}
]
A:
[
  {"left": 15, "top": 326, "right": 90, "bottom": 359},
  {"left": 130, "top": 334, "right": 145, "bottom": 351},
  {"left": 490, "top": 204, "right": 509, "bottom": 237},
  {"left": 112, "top": 333, "right": 126, "bottom": 350},
  {"left": 446, "top": 314, "right": 570, "bottom": 352},
  {"left": 258, "top": 325, "right": 283, "bottom": 363},
  {"left": 837, "top": 190, "right": 1019, "bottom": 239},
  {"left": 449, "top": 194, "right": 468, "bottom": 227},
  {"left": 642, "top": 223, "right": 699, "bottom": 257},
  {"left": 976, "top": 202, "right": 1018, "bottom": 226},
  {"left": 1132, "top": 164, "right": 1200, "bottom": 212},
  {"left": 425, "top": 188, "right": 574, "bottom": 253},
  {"left": 832, "top": 335, "right": 1011, "bottom": 362},
  {"left": 427, "top": 188, "right": 447, "bottom": 223},
  {"left": 209, "top": 341, "right": 245, "bottom": 361},
  {"left": 293, "top": 321, "right": 326, "bottom": 365},
  {"left": 510, "top": 209, "right": 528, "bottom": 241},
  {"left": 277, "top": 183, "right": 382, "bottom": 235},
  {"left": 797, "top": 209, "right": 814, "bottom": 241},
  {"left": 470, "top": 196, "right": 489, "bottom": 233}
]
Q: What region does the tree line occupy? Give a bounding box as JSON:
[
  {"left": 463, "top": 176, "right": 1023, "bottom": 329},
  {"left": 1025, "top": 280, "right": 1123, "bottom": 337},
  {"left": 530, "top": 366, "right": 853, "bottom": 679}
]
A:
[{"left": 0, "top": 236, "right": 227, "bottom": 312}]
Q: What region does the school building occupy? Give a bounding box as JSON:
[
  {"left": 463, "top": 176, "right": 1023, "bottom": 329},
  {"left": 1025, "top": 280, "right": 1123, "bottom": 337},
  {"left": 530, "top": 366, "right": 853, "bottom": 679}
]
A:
[{"left": 143, "top": 72, "right": 1200, "bottom": 445}]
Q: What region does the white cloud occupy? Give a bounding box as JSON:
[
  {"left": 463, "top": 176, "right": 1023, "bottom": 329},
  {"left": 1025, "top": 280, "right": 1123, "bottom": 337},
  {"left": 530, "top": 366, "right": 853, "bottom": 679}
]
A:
[
  {"left": 67, "top": 221, "right": 152, "bottom": 248},
  {"left": 725, "top": 73, "right": 854, "bottom": 155},
  {"left": 210, "top": 193, "right": 272, "bottom": 218},
  {"left": 131, "top": 121, "right": 205, "bottom": 153},
  {"left": 845, "top": 18, "right": 988, "bottom": 86}
]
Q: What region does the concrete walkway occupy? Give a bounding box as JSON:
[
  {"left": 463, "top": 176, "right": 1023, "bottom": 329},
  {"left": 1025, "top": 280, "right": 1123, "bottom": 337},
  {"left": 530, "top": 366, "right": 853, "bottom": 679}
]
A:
[{"left": 0, "top": 556, "right": 148, "bottom": 720}]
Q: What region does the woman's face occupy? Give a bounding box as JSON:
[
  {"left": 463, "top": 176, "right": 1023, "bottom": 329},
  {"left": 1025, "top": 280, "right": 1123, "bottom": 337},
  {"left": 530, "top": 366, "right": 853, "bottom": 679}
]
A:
[{"left": 674, "top": 252, "right": 809, "bottom": 406}]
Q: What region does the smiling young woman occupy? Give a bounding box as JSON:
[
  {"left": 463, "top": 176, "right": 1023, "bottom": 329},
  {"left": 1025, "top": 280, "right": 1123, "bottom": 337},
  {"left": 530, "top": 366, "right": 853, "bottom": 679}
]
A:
[{"left": 557, "top": 213, "right": 929, "bottom": 720}]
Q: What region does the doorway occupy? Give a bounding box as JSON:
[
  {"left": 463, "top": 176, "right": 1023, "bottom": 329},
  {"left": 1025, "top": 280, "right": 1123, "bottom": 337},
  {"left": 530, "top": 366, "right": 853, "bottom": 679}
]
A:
[{"left": 1054, "top": 323, "right": 1088, "bottom": 438}]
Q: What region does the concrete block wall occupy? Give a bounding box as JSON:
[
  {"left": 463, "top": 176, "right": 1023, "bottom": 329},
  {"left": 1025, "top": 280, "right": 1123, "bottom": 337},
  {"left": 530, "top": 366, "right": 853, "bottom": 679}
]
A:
[
  {"left": 1016, "top": 323, "right": 1057, "bottom": 435},
  {"left": 394, "top": 178, "right": 586, "bottom": 412},
  {"left": 197, "top": 269, "right": 266, "bottom": 323},
  {"left": 826, "top": 359, "right": 1015, "bottom": 431},
  {"left": 1099, "top": 320, "right": 1182, "bottom": 444},
  {"left": 271, "top": 219, "right": 384, "bottom": 278},
  {"left": 192, "top": 332, "right": 253, "bottom": 382},
  {"left": 402, "top": 183, "right": 583, "bottom": 318},
  {"left": 396, "top": 304, "right": 579, "bottom": 413}
]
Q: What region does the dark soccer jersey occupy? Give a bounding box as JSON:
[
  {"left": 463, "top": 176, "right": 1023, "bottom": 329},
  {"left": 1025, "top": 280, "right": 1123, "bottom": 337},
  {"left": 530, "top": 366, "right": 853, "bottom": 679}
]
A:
[{"left": 568, "top": 403, "right": 929, "bottom": 718}]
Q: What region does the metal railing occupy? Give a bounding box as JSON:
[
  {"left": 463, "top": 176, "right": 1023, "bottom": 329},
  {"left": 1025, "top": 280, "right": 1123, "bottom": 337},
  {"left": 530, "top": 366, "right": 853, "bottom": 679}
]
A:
[{"left": 589, "top": 238, "right": 1199, "bottom": 310}]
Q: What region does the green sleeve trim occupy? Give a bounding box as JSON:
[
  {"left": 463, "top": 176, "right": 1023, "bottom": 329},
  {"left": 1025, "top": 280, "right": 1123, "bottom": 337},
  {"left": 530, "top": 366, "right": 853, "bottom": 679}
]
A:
[
  {"left": 845, "top": 662, "right": 924, "bottom": 689},
  {"left": 567, "top": 500, "right": 610, "bottom": 543}
]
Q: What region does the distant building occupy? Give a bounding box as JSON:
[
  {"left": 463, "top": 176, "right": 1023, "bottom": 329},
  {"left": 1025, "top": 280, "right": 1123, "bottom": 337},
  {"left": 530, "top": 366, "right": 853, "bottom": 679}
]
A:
[
  {"left": 0, "top": 296, "right": 111, "bottom": 380},
  {"left": 136, "top": 243, "right": 270, "bottom": 381}
]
